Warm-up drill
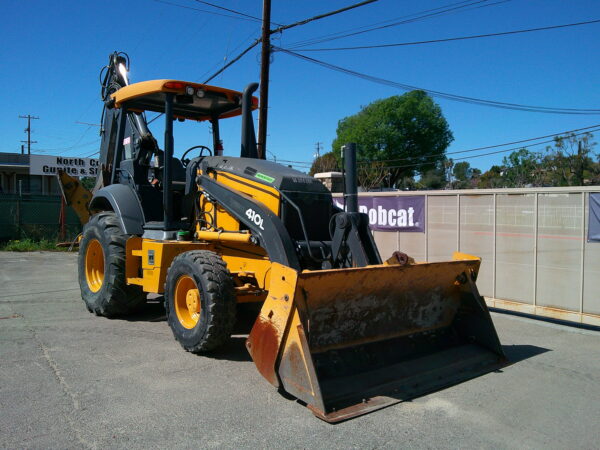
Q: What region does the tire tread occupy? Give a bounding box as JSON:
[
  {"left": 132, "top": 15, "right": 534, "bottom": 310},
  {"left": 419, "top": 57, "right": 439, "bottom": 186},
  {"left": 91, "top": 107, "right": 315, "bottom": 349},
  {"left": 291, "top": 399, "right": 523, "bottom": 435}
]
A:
[
  {"left": 164, "top": 250, "right": 236, "bottom": 353},
  {"left": 78, "top": 212, "right": 145, "bottom": 317}
]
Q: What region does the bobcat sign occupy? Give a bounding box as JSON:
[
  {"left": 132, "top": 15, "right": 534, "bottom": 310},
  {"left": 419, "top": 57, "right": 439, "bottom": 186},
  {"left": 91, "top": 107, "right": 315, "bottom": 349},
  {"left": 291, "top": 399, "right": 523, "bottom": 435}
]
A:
[
  {"left": 334, "top": 195, "right": 425, "bottom": 232},
  {"left": 29, "top": 155, "right": 99, "bottom": 177}
]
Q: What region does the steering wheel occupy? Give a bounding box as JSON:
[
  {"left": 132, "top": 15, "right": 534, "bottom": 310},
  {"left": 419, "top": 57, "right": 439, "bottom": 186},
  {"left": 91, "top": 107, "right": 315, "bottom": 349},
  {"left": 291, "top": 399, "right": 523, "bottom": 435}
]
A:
[{"left": 181, "top": 145, "right": 212, "bottom": 167}]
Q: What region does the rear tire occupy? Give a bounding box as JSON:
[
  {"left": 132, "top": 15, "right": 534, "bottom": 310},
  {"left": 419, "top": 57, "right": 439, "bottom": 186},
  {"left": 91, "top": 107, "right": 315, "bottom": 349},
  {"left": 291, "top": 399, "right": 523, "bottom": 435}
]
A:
[
  {"left": 165, "top": 250, "right": 237, "bottom": 353},
  {"left": 78, "top": 212, "right": 145, "bottom": 317}
]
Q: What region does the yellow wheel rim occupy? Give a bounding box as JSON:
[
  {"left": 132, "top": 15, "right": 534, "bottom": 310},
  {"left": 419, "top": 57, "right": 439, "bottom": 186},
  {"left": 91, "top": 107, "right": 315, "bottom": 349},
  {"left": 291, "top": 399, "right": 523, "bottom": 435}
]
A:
[
  {"left": 174, "top": 275, "right": 201, "bottom": 329},
  {"left": 85, "top": 239, "right": 104, "bottom": 293}
]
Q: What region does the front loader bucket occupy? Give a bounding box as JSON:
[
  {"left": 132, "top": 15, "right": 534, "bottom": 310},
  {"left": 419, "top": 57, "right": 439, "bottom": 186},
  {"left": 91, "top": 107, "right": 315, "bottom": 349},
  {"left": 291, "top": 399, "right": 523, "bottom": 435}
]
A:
[{"left": 246, "top": 253, "right": 505, "bottom": 423}]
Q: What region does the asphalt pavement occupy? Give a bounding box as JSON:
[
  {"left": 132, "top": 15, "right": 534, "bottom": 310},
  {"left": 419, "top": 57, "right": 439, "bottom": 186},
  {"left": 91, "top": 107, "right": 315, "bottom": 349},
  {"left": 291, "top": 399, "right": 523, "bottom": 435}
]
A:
[{"left": 1, "top": 251, "right": 599, "bottom": 449}]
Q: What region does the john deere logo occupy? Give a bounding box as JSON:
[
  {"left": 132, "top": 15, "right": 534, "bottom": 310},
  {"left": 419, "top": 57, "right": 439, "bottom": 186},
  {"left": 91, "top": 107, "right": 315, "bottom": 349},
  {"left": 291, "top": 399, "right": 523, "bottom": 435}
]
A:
[{"left": 255, "top": 173, "right": 275, "bottom": 183}]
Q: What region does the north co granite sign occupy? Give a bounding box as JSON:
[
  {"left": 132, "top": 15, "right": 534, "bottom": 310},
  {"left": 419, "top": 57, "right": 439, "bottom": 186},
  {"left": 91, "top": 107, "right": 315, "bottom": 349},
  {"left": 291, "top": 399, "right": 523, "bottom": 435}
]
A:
[{"left": 29, "top": 155, "right": 99, "bottom": 177}]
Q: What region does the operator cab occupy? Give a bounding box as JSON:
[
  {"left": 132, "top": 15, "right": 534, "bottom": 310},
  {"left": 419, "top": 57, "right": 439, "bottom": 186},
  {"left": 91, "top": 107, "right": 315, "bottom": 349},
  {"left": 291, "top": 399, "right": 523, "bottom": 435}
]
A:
[{"left": 107, "top": 79, "right": 258, "bottom": 232}]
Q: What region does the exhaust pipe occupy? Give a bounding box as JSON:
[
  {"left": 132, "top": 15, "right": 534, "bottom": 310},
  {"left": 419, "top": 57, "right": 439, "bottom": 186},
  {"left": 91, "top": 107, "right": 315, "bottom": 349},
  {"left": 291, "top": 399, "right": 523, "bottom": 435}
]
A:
[
  {"left": 241, "top": 82, "right": 259, "bottom": 159},
  {"left": 342, "top": 143, "right": 358, "bottom": 213}
]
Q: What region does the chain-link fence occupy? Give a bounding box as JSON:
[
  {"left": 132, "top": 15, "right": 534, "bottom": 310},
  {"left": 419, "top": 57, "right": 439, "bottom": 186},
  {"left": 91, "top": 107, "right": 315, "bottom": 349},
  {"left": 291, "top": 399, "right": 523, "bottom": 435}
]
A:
[{"left": 0, "top": 194, "right": 82, "bottom": 242}]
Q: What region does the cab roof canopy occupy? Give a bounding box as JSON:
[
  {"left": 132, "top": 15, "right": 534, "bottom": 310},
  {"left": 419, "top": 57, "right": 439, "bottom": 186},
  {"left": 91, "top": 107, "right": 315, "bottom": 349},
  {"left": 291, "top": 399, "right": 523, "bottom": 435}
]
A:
[{"left": 111, "top": 79, "right": 258, "bottom": 122}]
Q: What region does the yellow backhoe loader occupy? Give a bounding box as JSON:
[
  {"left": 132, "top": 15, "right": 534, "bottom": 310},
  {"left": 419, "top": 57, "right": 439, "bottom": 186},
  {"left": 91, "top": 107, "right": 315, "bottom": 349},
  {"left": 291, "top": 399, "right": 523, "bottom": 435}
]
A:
[{"left": 74, "top": 52, "right": 505, "bottom": 422}]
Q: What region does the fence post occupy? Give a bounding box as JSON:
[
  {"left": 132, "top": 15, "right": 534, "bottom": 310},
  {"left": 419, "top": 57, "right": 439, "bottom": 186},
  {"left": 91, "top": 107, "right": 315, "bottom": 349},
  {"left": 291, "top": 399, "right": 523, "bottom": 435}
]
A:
[
  {"left": 16, "top": 188, "right": 22, "bottom": 240},
  {"left": 533, "top": 192, "right": 539, "bottom": 307},
  {"left": 493, "top": 193, "right": 497, "bottom": 299},
  {"left": 59, "top": 196, "right": 66, "bottom": 242},
  {"left": 456, "top": 194, "right": 461, "bottom": 252},
  {"left": 424, "top": 194, "right": 429, "bottom": 262},
  {"left": 579, "top": 192, "right": 586, "bottom": 315}
]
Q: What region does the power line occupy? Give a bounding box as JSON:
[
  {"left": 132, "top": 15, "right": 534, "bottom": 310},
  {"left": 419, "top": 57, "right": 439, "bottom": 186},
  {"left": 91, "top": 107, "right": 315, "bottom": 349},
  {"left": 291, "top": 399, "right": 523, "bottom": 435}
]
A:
[
  {"left": 273, "top": 124, "right": 600, "bottom": 167},
  {"left": 159, "top": 1, "right": 380, "bottom": 86},
  {"left": 151, "top": 36, "right": 259, "bottom": 124},
  {"left": 292, "top": 18, "right": 600, "bottom": 52},
  {"left": 378, "top": 127, "right": 600, "bottom": 170},
  {"left": 287, "top": 0, "right": 507, "bottom": 49},
  {"left": 203, "top": 0, "right": 380, "bottom": 83},
  {"left": 274, "top": 47, "right": 600, "bottom": 115},
  {"left": 256, "top": 0, "right": 380, "bottom": 159},
  {"left": 36, "top": 139, "right": 100, "bottom": 152},
  {"left": 152, "top": 0, "right": 262, "bottom": 23},
  {"left": 270, "top": 0, "right": 379, "bottom": 34},
  {"left": 148, "top": 29, "right": 263, "bottom": 124},
  {"left": 191, "top": 0, "right": 283, "bottom": 26},
  {"left": 150, "top": 0, "right": 381, "bottom": 126},
  {"left": 360, "top": 124, "right": 600, "bottom": 165},
  {"left": 196, "top": 27, "right": 261, "bottom": 82},
  {"left": 281, "top": 127, "right": 600, "bottom": 171},
  {"left": 118, "top": 1, "right": 386, "bottom": 128},
  {"left": 41, "top": 124, "right": 100, "bottom": 156},
  {"left": 192, "top": 0, "right": 262, "bottom": 22},
  {"left": 202, "top": 39, "right": 261, "bottom": 84}
]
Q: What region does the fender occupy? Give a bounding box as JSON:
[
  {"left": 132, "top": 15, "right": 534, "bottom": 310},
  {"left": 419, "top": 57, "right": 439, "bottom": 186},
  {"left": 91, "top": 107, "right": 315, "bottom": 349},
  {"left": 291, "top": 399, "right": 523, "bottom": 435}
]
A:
[{"left": 89, "top": 184, "right": 145, "bottom": 235}]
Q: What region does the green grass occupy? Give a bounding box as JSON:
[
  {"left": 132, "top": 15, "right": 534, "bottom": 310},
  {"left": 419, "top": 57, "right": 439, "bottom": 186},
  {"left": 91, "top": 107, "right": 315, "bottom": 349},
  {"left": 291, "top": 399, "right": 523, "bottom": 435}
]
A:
[{"left": 0, "top": 239, "right": 69, "bottom": 252}]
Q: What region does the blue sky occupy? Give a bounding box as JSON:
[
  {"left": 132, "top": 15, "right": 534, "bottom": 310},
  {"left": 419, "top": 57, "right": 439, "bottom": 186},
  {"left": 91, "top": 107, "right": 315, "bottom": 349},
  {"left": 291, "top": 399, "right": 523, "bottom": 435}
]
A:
[{"left": 1, "top": 0, "right": 599, "bottom": 173}]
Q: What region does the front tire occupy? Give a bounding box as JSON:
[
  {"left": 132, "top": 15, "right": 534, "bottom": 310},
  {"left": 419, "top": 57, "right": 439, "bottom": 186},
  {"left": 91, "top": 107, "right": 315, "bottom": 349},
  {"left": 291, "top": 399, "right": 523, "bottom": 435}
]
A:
[
  {"left": 78, "top": 212, "right": 145, "bottom": 317},
  {"left": 165, "top": 250, "right": 236, "bottom": 353}
]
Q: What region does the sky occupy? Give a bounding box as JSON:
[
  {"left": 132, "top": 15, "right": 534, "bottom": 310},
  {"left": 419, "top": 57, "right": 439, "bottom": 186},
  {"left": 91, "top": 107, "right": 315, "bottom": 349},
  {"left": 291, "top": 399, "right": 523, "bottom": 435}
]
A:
[{"left": 1, "top": 0, "right": 600, "bottom": 174}]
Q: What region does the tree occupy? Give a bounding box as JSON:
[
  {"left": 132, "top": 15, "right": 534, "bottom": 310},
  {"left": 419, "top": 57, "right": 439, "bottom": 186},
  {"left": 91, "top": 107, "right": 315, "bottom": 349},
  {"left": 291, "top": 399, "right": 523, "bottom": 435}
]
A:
[
  {"left": 331, "top": 90, "right": 453, "bottom": 188},
  {"left": 80, "top": 177, "right": 96, "bottom": 191},
  {"left": 357, "top": 161, "right": 389, "bottom": 191},
  {"left": 470, "top": 168, "right": 482, "bottom": 188},
  {"left": 501, "top": 148, "right": 542, "bottom": 187},
  {"left": 452, "top": 161, "right": 471, "bottom": 189},
  {"left": 309, "top": 152, "right": 339, "bottom": 176},
  {"left": 590, "top": 155, "right": 600, "bottom": 184},
  {"left": 417, "top": 160, "right": 448, "bottom": 190},
  {"left": 543, "top": 132, "right": 597, "bottom": 186},
  {"left": 477, "top": 165, "right": 504, "bottom": 188}
]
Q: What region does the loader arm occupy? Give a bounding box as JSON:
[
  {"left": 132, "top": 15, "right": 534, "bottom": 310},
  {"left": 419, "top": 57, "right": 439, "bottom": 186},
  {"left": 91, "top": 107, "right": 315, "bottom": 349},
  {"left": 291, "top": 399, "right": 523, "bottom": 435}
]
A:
[{"left": 197, "top": 174, "right": 301, "bottom": 270}]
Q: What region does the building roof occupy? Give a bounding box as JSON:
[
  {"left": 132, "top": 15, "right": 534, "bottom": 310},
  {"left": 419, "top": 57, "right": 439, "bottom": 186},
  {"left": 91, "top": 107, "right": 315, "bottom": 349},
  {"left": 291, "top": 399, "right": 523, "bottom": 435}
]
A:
[{"left": 0, "top": 153, "right": 29, "bottom": 167}]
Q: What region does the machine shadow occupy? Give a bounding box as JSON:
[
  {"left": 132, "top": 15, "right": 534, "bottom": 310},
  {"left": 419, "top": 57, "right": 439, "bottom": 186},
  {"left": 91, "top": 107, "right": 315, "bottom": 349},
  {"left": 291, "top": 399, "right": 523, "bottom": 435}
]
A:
[
  {"left": 310, "top": 344, "right": 553, "bottom": 424},
  {"left": 209, "top": 336, "right": 252, "bottom": 362},
  {"left": 124, "top": 296, "right": 258, "bottom": 362},
  {"left": 210, "top": 303, "right": 259, "bottom": 362},
  {"left": 125, "top": 297, "right": 167, "bottom": 322},
  {"left": 501, "top": 344, "right": 550, "bottom": 364}
]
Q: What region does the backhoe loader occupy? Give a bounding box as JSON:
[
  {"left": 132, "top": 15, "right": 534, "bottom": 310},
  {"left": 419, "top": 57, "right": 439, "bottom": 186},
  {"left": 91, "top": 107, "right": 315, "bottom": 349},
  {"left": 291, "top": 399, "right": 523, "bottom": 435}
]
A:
[{"left": 76, "top": 52, "right": 505, "bottom": 422}]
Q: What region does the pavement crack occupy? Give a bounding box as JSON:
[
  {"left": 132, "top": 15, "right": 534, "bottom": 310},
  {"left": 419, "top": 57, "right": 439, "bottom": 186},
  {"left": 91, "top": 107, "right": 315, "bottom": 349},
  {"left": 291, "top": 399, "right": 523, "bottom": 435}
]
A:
[
  {"left": 19, "top": 312, "right": 96, "bottom": 450},
  {"left": 36, "top": 335, "right": 80, "bottom": 411}
]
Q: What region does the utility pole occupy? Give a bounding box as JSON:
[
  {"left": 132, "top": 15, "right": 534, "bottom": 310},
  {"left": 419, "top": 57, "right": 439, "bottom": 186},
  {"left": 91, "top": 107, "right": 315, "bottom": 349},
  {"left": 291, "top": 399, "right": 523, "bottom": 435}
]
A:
[
  {"left": 314, "top": 142, "right": 322, "bottom": 159},
  {"left": 576, "top": 140, "right": 584, "bottom": 185},
  {"left": 19, "top": 114, "right": 39, "bottom": 155},
  {"left": 313, "top": 142, "right": 323, "bottom": 173},
  {"left": 257, "top": 0, "right": 271, "bottom": 160}
]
